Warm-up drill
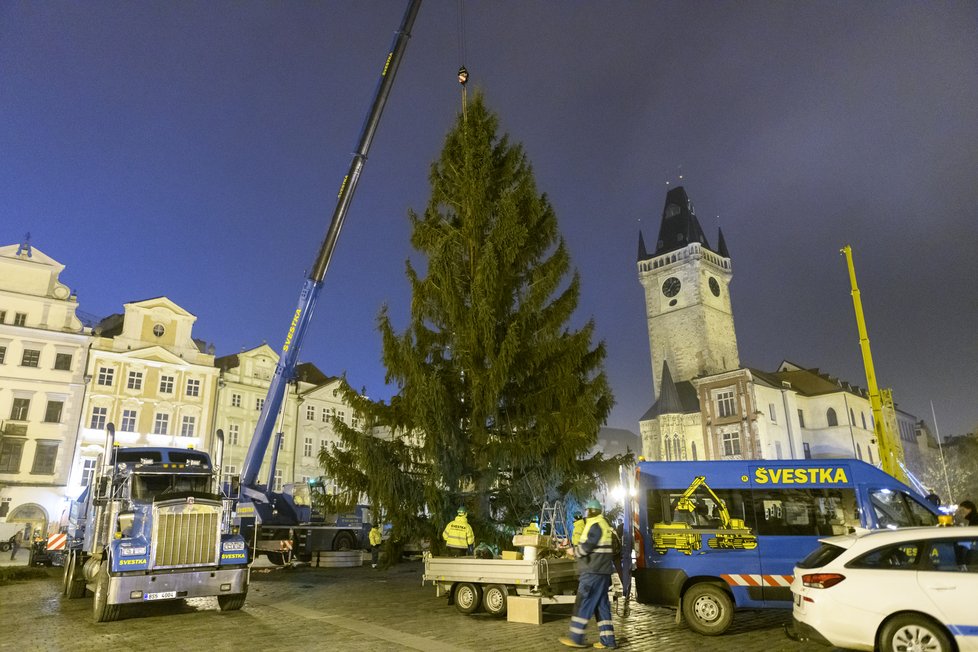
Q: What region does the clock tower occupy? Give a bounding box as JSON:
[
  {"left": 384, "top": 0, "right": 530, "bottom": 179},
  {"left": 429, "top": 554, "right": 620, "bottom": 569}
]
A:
[{"left": 637, "top": 186, "right": 740, "bottom": 398}]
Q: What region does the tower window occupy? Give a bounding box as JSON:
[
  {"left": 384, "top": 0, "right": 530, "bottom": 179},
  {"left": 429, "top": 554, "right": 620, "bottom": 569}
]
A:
[{"left": 826, "top": 408, "right": 838, "bottom": 427}]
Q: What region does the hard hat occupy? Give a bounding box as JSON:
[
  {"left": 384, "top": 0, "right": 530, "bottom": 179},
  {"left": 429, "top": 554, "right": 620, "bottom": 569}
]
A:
[
  {"left": 457, "top": 506, "right": 467, "bottom": 515},
  {"left": 586, "top": 499, "right": 602, "bottom": 511}
]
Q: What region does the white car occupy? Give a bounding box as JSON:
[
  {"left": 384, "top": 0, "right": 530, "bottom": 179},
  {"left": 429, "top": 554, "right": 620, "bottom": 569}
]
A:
[{"left": 790, "top": 526, "right": 978, "bottom": 652}]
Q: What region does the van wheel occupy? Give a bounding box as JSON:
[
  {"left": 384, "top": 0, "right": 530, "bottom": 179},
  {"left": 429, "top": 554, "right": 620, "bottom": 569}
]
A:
[
  {"left": 681, "top": 584, "right": 733, "bottom": 635},
  {"left": 879, "top": 614, "right": 952, "bottom": 652},
  {"left": 453, "top": 582, "right": 483, "bottom": 615},
  {"left": 481, "top": 584, "right": 509, "bottom": 616}
]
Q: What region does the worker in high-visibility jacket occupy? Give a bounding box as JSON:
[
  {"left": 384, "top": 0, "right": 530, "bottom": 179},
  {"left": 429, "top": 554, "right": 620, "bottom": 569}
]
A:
[
  {"left": 522, "top": 514, "right": 541, "bottom": 536},
  {"left": 442, "top": 507, "right": 475, "bottom": 556},
  {"left": 559, "top": 499, "right": 617, "bottom": 650},
  {"left": 368, "top": 524, "right": 383, "bottom": 568},
  {"left": 571, "top": 511, "right": 585, "bottom": 545}
]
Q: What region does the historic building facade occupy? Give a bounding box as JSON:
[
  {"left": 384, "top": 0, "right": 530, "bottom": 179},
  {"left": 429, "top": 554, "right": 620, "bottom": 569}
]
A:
[
  {"left": 637, "top": 188, "right": 934, "bottom": 481},
  {"left": 0, "top": 242, "right": 90, "bottom": 535}
]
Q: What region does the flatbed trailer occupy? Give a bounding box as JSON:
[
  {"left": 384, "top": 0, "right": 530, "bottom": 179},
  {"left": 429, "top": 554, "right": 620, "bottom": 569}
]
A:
[{"left": 423, "top": 555, "right": 579, "bottom": 617}]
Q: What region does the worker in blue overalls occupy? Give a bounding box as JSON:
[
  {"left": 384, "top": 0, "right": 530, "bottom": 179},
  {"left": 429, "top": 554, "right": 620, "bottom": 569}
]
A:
[{"left": 559, "top": 499, "right": 617, "bottom": 649}]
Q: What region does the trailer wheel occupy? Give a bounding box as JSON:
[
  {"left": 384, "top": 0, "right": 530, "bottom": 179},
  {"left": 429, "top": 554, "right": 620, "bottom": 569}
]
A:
[
  {"left": 453, "top": 582, "right": 483, "bottom": 615},
  {"left": 266, "top": 552, "right": 288, "bottom": 566},
  {"left": 481, "top": 584, "right": 509, "bottom": 617},
  {"left": 218, "top": 592, "right": 247, "bottom": 612},
  {"left": 93, "top": 559, "right": 122, "bottom": 623},
  {"left": 64, "top": 551, "right": 86, "bottom": 599},
  {"left": 681, "top": 583, "right": 733, "bottom": 635}
]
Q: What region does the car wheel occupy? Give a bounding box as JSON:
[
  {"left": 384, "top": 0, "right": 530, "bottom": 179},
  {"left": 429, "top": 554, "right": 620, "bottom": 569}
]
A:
[
  {"left": 481, "top": 584, "right": 509, "bottom": 617},
  {"left": 453, "top": 582, "right": 483, "bottom": 615},
  {"left": 880, "top": 614, "right": 953, "bottom": 652},
  {"left": 681, "top": 583, "right": 734, "bottom": 636}
]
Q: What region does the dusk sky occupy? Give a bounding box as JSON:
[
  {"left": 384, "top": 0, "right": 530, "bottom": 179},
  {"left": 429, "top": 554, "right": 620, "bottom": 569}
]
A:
[{"left": 3, "top": 2, "right": 976, "bottom": 438}]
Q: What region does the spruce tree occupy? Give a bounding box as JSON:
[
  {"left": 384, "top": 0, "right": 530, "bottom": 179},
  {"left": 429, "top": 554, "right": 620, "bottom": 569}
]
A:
[{"left": 321, "top": 94, "right": 619, "bottom": 552}]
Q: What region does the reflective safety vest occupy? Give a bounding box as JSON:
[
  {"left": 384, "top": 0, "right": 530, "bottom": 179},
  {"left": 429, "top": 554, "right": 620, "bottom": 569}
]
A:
[
  {"left": 571, "top": 518, "right": 585, "bottom": 545},
  {"left": 369, "top": 527, "right": 382, "bottom": 547},
  {"left": 442, "top": 516, "right": 475, "bottom": 549},
  {"left": 574, "top": 515, "right": 614, "bottom": 575}
]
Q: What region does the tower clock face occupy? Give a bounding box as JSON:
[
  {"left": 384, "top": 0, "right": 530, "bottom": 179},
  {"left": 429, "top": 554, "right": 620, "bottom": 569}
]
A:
[
  {"left": 662, "top": 277, "right": 681, "bottom": 298},
  {"left": 709, "top": 277, "right": 720, "bottom": 297}
]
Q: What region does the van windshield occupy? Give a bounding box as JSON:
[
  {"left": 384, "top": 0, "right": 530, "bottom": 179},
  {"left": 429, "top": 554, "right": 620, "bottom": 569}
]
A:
[{"left": 869, "top": 490, "right": 939, "bottom": 528}]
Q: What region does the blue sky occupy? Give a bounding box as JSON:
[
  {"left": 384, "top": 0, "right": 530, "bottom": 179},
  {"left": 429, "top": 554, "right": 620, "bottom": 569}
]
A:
[{"left": 2, "top": 1, "right": 976, "bottom": 437}]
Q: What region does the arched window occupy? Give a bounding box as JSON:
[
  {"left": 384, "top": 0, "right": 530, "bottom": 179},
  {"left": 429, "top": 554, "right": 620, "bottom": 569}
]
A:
[
  {"left": 664, "top": 438, "right": 671, "bottom": 461},
  {"left": 861, "top": 413, "right": 866, "bottom": 429},
  {"left": 691, "top": 442, "right": 698, "bottom": 461},
  {"left": 673, "top": 435, "right": 682, "bottom": 461},
  {"left": 827, "top": 408, "right": 838, "bottom": 427},
  {"left": 856, "top": 443, "right": 862, "bottom": 460},
  {"left": 849, "top": 408, "right": 856, "bottom": 425}
]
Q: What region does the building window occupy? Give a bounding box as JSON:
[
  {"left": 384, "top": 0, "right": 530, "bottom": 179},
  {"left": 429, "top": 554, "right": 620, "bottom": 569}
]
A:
[
  {"left": 849, "top": 408, "right": 856, "bottom": 425},
  {"left": 153, "top": 413, "right": 169, "bottom": 435},
  {"left": 127, "top": 371, "right": 143, "bottom": 390},
  {"left": 691, "top": 441, "right": 698, "bottom": 461},
  {"left": 861, "top": 413, "right": 867, "bottom": 430},
  {"left": 803, "top": 442, "right": 812, "bottom": 459},
  {"left": 352, "top": 415, "right": 360, "bottom": 429},
  {"left": 159, "top": 375, "right": 174, "bottom": 394},
  {"left": 0, "top": 310, "right": 5, "bottom": 323},
  {"left": 44, "top": 400, "right": 64, "bottom": 423},
  {"left": 180, "top": 416, "right": 196, "bottom": 437},
  {"left": 826, "top": 408, "right": 838, "bottom": 427},
  {"left": 716, "top": 390, "right": 736, "bottom": 418},
  {"left": 120, "top": 409, "right": 137, "bottom": 432},
  {"left": 279, "top": 437, "right": 285, "bottom": 451},
  {"left": 230, "top": 393, "right": 241, "bottom": 408},
  {"left": 721, "top": 432, "right": 741, "bottom": 457},
  {"left": 97, "top": 367, "right": 114, "bottom": 386},
  {"left": 21, "top": 349, "right": 40, "bottom": 368},
  {"left": 81, "top": 458, "right": 96, "bottom": 486},
  {"left": 0, "top": 498, "right": 8, "bottom": 518},
  {"left": 306, "top": 405, "right": 315, "bottom": 420},
  {"left": 775, "top": 440, "right": 783, "bottom": 460},
  {"left": 10, "top": 398, "right": 30, "bottom": 421},
  {"left": 256, "top": 398, "right": 264, "bottom": 411},
  {"left": 856, "top": 443, "right": 862, "bottom": 460},
  {"left": 227, "top": 423, "right": 239, "bottom": 446},
  {"left": 31, "top": 440, "right": 59, "bottom": 474},
  {"left": 797, "top": 409, "right": 805, "bottom": 428},
  {"left": 54, "top": 353, "right": 73, "bottom": 371},
  {"left": 868, "top": 447, "right": 874, "bottom": 465},
  {"left": 14, "top": 312, "right": 27, "bottom": 326},
  {"left": 322, "top": 408, "right": 328, "bottom": 423},
  {"left": 0, "top": 438, "right": 25, "bottom": 473},
  {"left": 186, "top": 378, "right": 201, "bottom": 397},
  {"left": 274, "top": 469, "right": 283, "bottom": 492},
  {"left": 337, "top": 410, "right": 345, "bottom": 424},
  {"left": 769, "top": 403, "right": 777, "bottom": 423},
  {"left": 0, "top": 346, "right": 5, "bottom": 364},
  {"left": 90, "top": 406, "right": 107, "bottom": 430},
  {"left": 304, "top": 437, "right": 313, "bottom": 458}
]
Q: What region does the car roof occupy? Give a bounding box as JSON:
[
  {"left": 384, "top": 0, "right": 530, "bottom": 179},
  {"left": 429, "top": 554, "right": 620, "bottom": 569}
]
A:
[{"left": 818, "top": 525, "right": 978, "bottom": 550}]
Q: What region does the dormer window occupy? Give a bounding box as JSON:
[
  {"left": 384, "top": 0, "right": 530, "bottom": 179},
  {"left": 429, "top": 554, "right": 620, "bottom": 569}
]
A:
[
  {"left": 665, "top": 203, "right": 681, "bottom": 218},
  {"left": 152, "top": 324, "right": 165, "bottom": 338}
]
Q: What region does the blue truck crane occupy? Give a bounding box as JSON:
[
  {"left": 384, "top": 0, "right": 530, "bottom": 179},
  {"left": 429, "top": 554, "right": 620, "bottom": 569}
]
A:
[{"left": 233, "top": 0, "right": 421, "bottom": 564}]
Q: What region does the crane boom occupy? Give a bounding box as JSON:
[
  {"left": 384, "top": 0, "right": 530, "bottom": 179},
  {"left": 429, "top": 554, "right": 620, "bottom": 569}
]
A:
[
  {"left": 840, "top": 245, "right": 905, "bottom": 482},
  {"left": 239, "top": 0, "right": 422, "bottom": 488}
]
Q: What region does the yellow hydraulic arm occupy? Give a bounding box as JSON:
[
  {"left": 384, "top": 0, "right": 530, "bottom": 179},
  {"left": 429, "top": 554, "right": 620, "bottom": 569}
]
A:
[{"left": 840, "top": 245, "right": 906, "bottom": 482}]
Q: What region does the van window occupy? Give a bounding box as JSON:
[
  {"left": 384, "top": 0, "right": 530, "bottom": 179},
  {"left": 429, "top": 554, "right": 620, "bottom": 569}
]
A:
[
  {"left": 869, "top": 490, "right": 939, "bottom": 528},
  {"left": 647, "top": 486, "right": 752, "bottom": 529},
  {"left": 753, "top": 488, "right": 859, "bottom": 536}
]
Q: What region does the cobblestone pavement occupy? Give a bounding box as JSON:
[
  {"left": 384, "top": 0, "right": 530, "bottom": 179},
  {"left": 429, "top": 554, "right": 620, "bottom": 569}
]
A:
[{"left": 0, "top": 560, "right": 843, "bottom": 652}]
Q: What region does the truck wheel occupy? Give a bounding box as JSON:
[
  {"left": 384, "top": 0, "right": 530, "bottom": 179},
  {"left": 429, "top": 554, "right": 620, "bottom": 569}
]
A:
[
  {"left": 333, "top": 531, "right": 356, "bottom": 551},
  {"left": 217, "top": 593, "right": 247, "bottom": 612},
  {"left": 65, "top": 552, "right": 86, "bottom": 599},
  {"left": 266, "top": 552, "right": 287, "bottom": 566},
  {"left": 453, "top": 582, "right": 483, "bottom": 615},
  {"left": 481, "top": 584, "right": 509, "bottom": 617},
  {"left": 879, "top": 614, "right": 952, "bottom": 652},
  {"left": 681, "top": 583, "right": 733, "bottom": 635},
  {"left": 93, "top": 559, "right": 122, "bottom": 623}
]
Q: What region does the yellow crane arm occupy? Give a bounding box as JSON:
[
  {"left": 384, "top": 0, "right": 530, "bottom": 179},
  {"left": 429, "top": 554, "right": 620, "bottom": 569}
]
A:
[{"left": 840, "top": 245, "right": 905, "bottom": 482}]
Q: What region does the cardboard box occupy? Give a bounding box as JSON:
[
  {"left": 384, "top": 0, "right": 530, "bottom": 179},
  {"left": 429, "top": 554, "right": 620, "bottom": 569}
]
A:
[
  {"left": 501, "top": 550, "right": 523, "bottom": 560},
  {"left": 512, "top": 534, "right": 548, "bottom": 547},
  {"left": 507, "top": 595, "right": 542, "bottom": 624}
]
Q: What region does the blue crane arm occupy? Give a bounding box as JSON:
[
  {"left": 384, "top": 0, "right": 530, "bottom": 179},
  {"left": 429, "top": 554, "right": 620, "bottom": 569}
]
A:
[{"left": 238, "top": 0, "right": 422, "bottom": 489}]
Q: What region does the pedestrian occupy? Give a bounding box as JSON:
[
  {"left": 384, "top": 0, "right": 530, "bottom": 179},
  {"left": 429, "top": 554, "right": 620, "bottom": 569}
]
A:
[
  {"left": 559, "top": 499, "right": 617, "bottom": 649},
  {"left": 442, "top": 506, "right": 475, "bottom": 557},
  {"left": 955, "top": 500, "right": 978, "bottom": 526},
  {"left": 368, "top": 523, "right": 383, "bottom": 568},
  {"left": 8, "top": 533, "right": 19, "bottom": 561},
  {"left": 571, "top": 511, "right": 585, "bottom": 546}
]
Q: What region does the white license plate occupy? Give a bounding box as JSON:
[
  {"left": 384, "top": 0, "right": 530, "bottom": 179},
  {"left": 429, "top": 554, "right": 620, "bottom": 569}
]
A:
[{"left": 145, "top": 591, "right": 177, "bottom": 601}]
